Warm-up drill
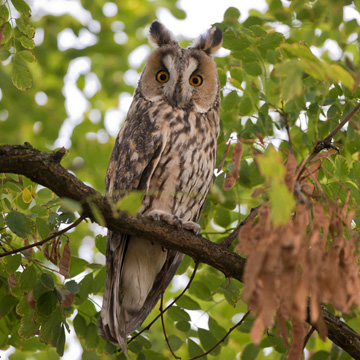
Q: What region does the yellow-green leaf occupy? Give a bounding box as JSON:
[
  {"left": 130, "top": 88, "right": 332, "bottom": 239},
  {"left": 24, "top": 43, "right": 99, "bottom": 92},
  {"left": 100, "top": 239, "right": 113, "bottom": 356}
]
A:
[
  {"left": 18, "top": 35, "right": 34, "bottom": 49},
  {"left": 117, "top": 191, "right": 143, "bottom": 215},
  {"left": 16, "top": 18, "right": 35, "bottom": 38},
  {"left": 10, "top": 0, "right": 31, "bottom": 17},
  {"left": 0, "top": 49, "right": 11, "bottom": 61},
  {"left": 0, "top": 5, "right": 9, "bottom": 24},
  {"left": 327, "top": 64, "right": 355, "bottom": 91},
  {"left": 269, "top": 181, "right": 295, "bottom": 225},
  {"left": 12, "top": 62, "right": 32, "bottom": 91},
  {"left": 22, "top": 188, "right": 32, "bottom": 203},
  {"left": 17, "top": 50, "right": 36, "bottom": 63},
  {"left": 0, "top": 21, "right": 12, "bottom": 45}
]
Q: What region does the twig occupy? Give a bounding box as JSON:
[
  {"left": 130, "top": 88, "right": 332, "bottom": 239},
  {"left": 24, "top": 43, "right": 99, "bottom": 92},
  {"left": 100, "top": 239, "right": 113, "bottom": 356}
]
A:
[
  {"left": 0, "top": 216, "right": 85, "bottom": 258},
  {"left": 188, "top": 310, "right": 251, "bottom": 360},
  {"left": 303, "top": 326, "right": 316, "bottom": 350},
  {"left": 220, "top": 205, "right": 261, "bottom": 248},
  {"left": 160, "top": 255, "right": 180, "bottom": 359},
  {"left": 308, "top": 102, "right": 360, "bottom": 163},
  {"left": 126, "top": 263, "right": 199, "bottom": 346}
]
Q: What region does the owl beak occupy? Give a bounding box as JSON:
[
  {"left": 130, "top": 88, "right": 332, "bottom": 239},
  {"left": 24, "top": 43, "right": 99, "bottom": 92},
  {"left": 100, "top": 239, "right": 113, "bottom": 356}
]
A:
[{"left": 172, "top": 85, "right": 183, "bottom": 107}]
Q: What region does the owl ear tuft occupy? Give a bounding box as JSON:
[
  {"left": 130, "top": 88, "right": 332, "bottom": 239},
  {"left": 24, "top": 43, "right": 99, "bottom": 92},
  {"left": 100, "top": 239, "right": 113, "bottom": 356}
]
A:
[
  {"left": 149, "top": 21, "right": 178, "bottom": 47},
  {"left": 193, "top": 27, "right": 223, "bottom": 56}
]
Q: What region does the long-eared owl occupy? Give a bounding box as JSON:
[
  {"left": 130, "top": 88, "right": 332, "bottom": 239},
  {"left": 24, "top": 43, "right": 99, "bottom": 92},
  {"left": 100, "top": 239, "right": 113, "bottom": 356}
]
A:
[{"left": 98, "top": 21, "right": 222, "bottom": 355}]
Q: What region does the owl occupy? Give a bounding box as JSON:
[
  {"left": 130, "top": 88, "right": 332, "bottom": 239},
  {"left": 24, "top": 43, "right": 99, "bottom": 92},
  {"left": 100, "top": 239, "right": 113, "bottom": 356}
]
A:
[{"left": 97, "top": 20, "right": 222, "bottom": 355}]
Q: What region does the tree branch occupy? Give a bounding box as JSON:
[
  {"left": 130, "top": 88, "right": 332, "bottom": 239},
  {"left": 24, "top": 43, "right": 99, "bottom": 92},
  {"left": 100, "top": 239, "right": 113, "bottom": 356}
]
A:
[
  {"left": 308, "top": 102, "right": 360, "bottom": 162},
  {"left": 1, "top": 143, "right": 360, "bottom": 359},
  {"left": 0, "top": 216, "right": 85, "bottom": 257}
]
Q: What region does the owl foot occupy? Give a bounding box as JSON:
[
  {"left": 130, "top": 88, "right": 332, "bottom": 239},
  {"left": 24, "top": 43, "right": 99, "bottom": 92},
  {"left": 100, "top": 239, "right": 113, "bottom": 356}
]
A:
[{"left": 147, "top": 210, "right": 201, "bottom": 234}]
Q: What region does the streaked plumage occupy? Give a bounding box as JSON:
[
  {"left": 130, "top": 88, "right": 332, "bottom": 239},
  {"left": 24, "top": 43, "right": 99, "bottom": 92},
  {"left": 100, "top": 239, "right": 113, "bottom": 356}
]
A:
[{"left": 98, "top": 21, "right": 222, "bottom": 355}]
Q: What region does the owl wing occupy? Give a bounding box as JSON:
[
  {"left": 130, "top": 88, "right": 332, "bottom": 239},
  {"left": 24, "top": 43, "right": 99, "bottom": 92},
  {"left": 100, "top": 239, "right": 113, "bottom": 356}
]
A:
[{"left": 99, "top": 97, "right": 169, "bottom": 348}]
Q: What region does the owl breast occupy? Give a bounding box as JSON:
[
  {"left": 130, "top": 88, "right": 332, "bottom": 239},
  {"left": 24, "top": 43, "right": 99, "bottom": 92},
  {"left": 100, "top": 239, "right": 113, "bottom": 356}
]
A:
[{"left": 140, "top": 100, "right": 219, "bottom": 222}]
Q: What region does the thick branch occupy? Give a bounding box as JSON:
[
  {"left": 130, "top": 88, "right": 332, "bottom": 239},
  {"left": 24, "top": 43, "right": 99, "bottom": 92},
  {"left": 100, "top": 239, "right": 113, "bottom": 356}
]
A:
[
  {"left": 1, "top": 143, "right": 360, "bottom": 358},
  {"left": 0, "top": 143, "right": 245, "bottom": 281}
]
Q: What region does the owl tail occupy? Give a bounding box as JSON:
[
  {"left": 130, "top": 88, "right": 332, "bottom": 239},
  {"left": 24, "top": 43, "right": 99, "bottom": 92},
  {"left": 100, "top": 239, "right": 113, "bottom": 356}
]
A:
[
  {"left": 97, "top": 232, "right": 130, "bottom": 354},
  {"left": 98, "top": 233, "right": 184, "bottom": 356}
]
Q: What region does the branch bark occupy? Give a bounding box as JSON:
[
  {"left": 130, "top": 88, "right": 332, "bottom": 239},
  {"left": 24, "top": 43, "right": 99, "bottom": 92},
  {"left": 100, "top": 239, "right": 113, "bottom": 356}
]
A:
[{"left": 1, "top": 143, "right": 360, "bottom": 358}]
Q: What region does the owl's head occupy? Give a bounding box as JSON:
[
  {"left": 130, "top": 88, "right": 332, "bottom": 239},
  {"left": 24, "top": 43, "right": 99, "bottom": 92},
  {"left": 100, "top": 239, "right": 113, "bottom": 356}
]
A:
[{"left": 139, "top": 21, "right": 223, "bottom": 113}]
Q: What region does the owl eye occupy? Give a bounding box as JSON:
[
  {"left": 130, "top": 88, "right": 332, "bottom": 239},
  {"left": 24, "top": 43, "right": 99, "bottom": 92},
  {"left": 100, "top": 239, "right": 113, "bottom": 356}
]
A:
[
  {"left": 156, "top": 70, "right": 169, "bottom": 83},
  {"left": 189, "top": 74, "right": 203, "bottom": 87}
]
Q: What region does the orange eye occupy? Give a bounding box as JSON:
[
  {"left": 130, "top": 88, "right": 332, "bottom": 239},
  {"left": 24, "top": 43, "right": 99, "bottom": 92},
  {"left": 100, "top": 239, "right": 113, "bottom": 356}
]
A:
[
  {"left": 156, "top": 70, "right": 169, "bottom": 83},
  {"left": 189, "top": 74, "right": 203, "bottom": 87}
]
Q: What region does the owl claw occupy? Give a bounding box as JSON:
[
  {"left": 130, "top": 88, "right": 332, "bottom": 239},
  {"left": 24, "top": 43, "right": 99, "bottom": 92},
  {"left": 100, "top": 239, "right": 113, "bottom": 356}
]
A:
[{"left": 147, "top": 210, "right": 199, "bottom": 233}]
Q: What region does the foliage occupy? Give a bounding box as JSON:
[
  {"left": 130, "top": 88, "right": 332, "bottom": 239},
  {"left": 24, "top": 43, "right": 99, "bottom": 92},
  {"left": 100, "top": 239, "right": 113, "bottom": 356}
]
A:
[{"left": 1, "top": 0, "right": 360, "bottom": 359}]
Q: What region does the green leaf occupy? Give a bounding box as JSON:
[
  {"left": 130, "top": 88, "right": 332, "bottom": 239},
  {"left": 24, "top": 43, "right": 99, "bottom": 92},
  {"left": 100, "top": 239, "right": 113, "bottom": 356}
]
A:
[
  {"left": 12, "top": 62, "right": 33, "bottom": 91},
  {"left": 310, "top": 351, "right": 331, "bottom": 360},
  {"left": 239, "top": 96, "right": 253, "bottom": 115},
  {"left": 0, "top": 21, "right": 12, "bottom": 44},
  {"left": 20, "top": 265, "right": 37, "bottom": 291},
  {"left": 18, "top": 310, "right": 40, "bottom": 339},
  {"left": 176, "top": 295, "right": 201, "bottom": 310},
  {"left": 167, "top": 306, "right": 191, "bottom": 322},
  {"left": 328, "top": 64, "right": 355, "bottom": 91},
  {"left": 168, "top": 335, "right": 183, "bottom": 351},
  {"left": 269, "top": 181, "right": 295, "bottom": 225},
  {"left": 142, "top": 350, "right": 168, "bottom": 360},
  {"left": 258, "top": 32, "right": 284, "bottom": 50},
  {"left": 56, "top": 324, "right": 65, "bottom": 356},
  {"left": 38, "top": 306, "right": 62, "bottom": 344},
  {"left": 188, "top": 339, "right": 206, "bottom": 359},
  {"left": 73, "top": 314, "right": 87, "bottom": 338},
  {"left": 33, "top": 279, "right": 49, "bottom": 300},
  {"left": 175, "top": 320, "right": 190, "bottom": 332},
  {"left": 335, "top": 157, "right": 349, "bottom": 180},
  {"left": 85, "top": 323, "right": 98, "bottom": 351},
  {"left": 243, "top": 62, "right": 262, "bottom": 76},
  {"left": 0, "top": 49, "right": 11, "bottom": 61},
  {"left": 37, "top": 291, "right": 58, "bottom": 315},
  {"left": 17, "top": 50, "right": 36, "bottom": 63},
  {"left": 68, "top": 256, "right": 88, "bottom": 278},
  {"left": 41, "top": 273, "right": 54, "bottom": 290},
  {"left": 6, "top": 211, "right": 33, "bottom": 237},
  {"left": 241, "top": 343, "right": 260, "bottom": 360},
  {"left": 222, "top": 28, "right": 251, "bottom": 51},
  {"left": 65, "top": 280, "right": 79, "bottom": 294},
  {"left": 224, "top": 7, "right": 241, "bottom": 21},
  {"left": 0, "top": 5, "right": 9, "bottom": 23},
  {"left": 36, "top": 217, "right": 50, "bottom": 240},
  {"left": 76, "top": 273, "right": 93, "bottom": 304},
  {"left": 5, "top": 254, "right": 21, "bottom": 273},
  {"left": 16, "top": 18, "right": 35, "bottom": 38},
  {"left": 0, "top": 294, "right": 17, "bottom": 317},
  {"left": 268, "top": 336, "right": 287, "bottom": 354},
  {"left": 222, "top": 90, "right": 238, "bottom": 111},
  {"left": 198, "top": 328, "right": 220, "bottom": 355},
  {"left": 88, "top": 201, "right": 105, "bottom": 226},
  {"left": 92, "top": 266, "right": 106, "bottom": 294},
  {"left": 189, "top": 280, "right": 211, "bottom": 300},
  {"left": 117, "top": 191, "right": 143, "bottom": 215},
  {"left": 220, "top": 279, "right": 241, "bottom": 306},
  {"left": 95, "top": 234, "right": 106, "bottom": 255},
  {"left": 208, "top": 317, "right": 228, "bottom": 340},
  {"left": 61, "top": 198, "right": 82, "bottom": 213},
  {"left": 10, "top": 0, "right": 31, "bottom": 17},
  {"left": 18, "top": 35, "right": 35, "bottom": 49}
]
